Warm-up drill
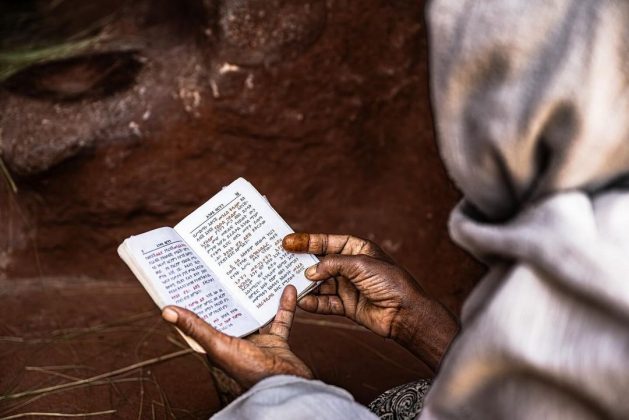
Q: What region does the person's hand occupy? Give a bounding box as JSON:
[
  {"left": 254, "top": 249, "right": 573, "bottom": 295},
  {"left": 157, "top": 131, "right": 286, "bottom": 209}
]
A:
[
  {"left": 283, "top": 233, "right": 459, "bottom": 372},
  {"left": 161, "top": 285, "right": 312, "bottom": 391},
  {"left": 284, "top": 232, "right": 421, "bottom": 338}
]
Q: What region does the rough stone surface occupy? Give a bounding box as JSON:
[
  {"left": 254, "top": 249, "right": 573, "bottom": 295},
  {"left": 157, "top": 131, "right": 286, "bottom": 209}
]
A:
[{"left": 218, "top": 0, "right": 327, "bottom": 66}]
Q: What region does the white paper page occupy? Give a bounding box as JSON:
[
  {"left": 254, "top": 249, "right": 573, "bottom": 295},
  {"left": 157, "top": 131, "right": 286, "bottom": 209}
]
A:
[
  {"left": 175, "top": 178, "right": 318, "bottom": 324},
  {"left": 127, "top": 227, "right": 259, "bottom": 336}
]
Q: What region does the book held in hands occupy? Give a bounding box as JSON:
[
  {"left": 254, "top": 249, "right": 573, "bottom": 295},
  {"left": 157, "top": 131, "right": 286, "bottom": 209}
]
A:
[{"left": 118, "top": 178, "right": 318, "bottom": 352}]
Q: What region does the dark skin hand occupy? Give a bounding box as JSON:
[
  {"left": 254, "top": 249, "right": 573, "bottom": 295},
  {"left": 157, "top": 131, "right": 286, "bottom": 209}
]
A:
[
  {"left": 283, "top": 233, "right": 460, "bottom": 373},
  {"left": 161, "top": 285, "right": 312, "bottom": 391},
  {"left": 161, "top": 233, "right": 458, "bottom": 391}
]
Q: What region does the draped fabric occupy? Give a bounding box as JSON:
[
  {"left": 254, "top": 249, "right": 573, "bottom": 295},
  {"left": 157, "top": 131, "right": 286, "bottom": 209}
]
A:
[
  {"left": 212, "top": 1, "right": 629, "bottom": 418},
  {"left": 421, "top": 190, "right": 629, "bottom": 420},
  {"left": 211, "top": 375, "right": 378, "bottom": 420},
  {"left": 427, "top": 0, "right": 629, "bottom": 222},
  {"left": 422, "top": 1, "right": 629, "bottom": 418}
]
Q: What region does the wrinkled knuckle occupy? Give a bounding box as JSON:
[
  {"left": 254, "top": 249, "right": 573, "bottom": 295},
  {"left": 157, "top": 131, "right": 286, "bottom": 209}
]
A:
[
  {"left": 327, "top": 254, "right": 344, "bottom": 264},
  {"left": 276, "top": 319, "right": 292, "bottom": 329},
  {"left": 279, "top": 305, "right": 296, "bottom": 317},
  {"left": 320, "top": 234, "right": 329, "bottom": 252},
  {"left": 320, "top": 254, "right": 333, "bottom": 263},
  {"left": 273, "top": 325, "right": 290, "bottom": 338},
  {"left": 318, "top": 255, "right": 335, "bottom": 269},
  {"left": 310, "top": 234, "right": 327, "bottom": 253},
  {"left": 331, "top": 300, "right": 343, "bottom": 313},
  {"left": 354, "top": 254, "right": 372, "bottom": 268},
  {"left": 314, "top": 297, "right": 322, "bottom": 312}
]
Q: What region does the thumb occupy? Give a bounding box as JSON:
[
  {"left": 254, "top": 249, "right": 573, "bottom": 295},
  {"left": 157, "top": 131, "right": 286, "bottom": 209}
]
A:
[
  {"left": 162, "top": 306, "right": 237, "bottom": 361},
  {"left": 268, "top": 285, "right": 297, "bottom": 340},
  {"left": 305, "top": 254, "right": 380, "bottom": 289}
]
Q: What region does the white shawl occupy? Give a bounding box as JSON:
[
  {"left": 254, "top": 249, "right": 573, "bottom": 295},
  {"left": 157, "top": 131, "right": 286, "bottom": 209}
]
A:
[{"left": 421, "top": 1, "right": 629, "bottom": 418}]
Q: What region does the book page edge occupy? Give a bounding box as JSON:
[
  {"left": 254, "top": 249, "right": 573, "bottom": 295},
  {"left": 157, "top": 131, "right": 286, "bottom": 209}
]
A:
[{"left": 118, "top": 240, "right": 208, "bottom": 354}]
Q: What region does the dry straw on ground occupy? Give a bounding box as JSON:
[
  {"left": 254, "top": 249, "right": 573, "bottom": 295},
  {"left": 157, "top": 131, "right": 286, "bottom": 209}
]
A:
[{"left": 0, "top": 310, "right": 208, "bottom": 419}]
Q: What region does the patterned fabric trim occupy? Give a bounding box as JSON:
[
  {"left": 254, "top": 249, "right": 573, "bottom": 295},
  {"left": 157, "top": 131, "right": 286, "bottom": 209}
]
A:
[{"left": 368, "top": 379, "right": 432, "bottom": 420}]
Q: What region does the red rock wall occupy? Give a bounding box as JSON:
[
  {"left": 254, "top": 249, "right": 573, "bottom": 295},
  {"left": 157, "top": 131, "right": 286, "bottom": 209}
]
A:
[{"left": 0, "top": 0, "right": 481, "bottom": 313}]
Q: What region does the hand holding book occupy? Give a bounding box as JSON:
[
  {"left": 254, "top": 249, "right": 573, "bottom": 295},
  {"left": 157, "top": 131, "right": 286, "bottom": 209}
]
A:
[
  {"left": 161, "top": 285, "right": 313, "bottom": 390},
  {"left": 119, "top": 178, "right": 459, "bottom": 386},
  {"left": 284, "top": 232, "right": 460, "bottom": 373},
  {"left": 118, "top": 178, "right": 318, "bottom": 351}
]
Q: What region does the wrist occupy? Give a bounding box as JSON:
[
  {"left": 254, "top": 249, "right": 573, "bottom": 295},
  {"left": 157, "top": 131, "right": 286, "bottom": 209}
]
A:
[{"left": 391, "top": 296, "right": 460, "bottom": 373}]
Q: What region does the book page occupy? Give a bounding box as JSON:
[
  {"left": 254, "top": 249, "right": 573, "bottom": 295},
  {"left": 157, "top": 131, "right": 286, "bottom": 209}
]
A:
[
  {"left": 126, "top": 227, "right": 259, "bottom": 337},
  {"left": 175, "top": 178, "right": 318, "bottom": 324}
]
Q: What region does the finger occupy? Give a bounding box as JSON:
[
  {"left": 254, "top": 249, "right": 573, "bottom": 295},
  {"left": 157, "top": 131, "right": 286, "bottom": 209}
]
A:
[
  {"left": 318, "top": 278, "right": 337, "bottom": 295},
  {"left": 268, "top": 285, "right": 297, "bottom": 340},
  {"left": 335, "top": 276, "right": 360, "bottom": 313},
  {"left": 305, "top": 254, "right": 381, "bottom": 288},
  {"left": 313, "top": 284, "right": 321, "bottom": 295},
  {"left": 283, "top": 233, "right": 384, "bottom": 258},
  {"left": 298, "top": 295, "right": 345, "bottom": 315},
  {"left": 162, "top": 306, "right": 236, "bottom": 362}
]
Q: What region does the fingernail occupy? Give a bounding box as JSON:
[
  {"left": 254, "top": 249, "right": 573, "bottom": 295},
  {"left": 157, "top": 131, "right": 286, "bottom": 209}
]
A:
[
  {"left": 283, "top": 233, "right": 309, "bottom": 251},
  {"left": 162, "top": 307, "right": 178, "bottom": 323},
  {"left": 305, "top": 264, "right": 317, "bottom": 277}
]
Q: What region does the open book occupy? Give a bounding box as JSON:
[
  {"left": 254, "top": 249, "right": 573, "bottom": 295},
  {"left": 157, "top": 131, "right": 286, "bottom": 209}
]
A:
[{"left": 118, "top": 178, "right": 318, "bottom": 352}]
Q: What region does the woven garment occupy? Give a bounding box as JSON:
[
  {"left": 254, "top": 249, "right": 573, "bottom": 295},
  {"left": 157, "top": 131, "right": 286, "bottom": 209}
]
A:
[{"left": 368, "top": 380, "right": 432, "bottom": 420}]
